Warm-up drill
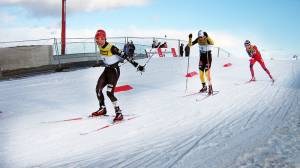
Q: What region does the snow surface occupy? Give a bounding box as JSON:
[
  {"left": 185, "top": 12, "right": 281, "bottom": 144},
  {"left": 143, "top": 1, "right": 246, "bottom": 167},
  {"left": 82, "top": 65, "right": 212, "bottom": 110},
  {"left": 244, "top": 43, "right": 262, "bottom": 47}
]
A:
[{"left": 0, "top": 55, "right": 300, "bottom": 168}]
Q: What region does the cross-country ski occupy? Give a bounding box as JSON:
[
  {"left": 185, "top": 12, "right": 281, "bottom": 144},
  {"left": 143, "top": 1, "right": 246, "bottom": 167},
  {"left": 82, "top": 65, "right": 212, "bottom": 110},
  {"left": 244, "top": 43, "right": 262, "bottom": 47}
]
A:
[{"left": 80, "top": 116, "right": 138, "bottom": 135}]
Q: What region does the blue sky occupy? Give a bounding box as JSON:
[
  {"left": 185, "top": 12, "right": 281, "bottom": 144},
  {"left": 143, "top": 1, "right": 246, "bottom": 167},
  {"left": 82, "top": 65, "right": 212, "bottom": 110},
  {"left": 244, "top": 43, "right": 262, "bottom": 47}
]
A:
[{"left": 0, "top": 0, "right": 299, "bottom": 58}]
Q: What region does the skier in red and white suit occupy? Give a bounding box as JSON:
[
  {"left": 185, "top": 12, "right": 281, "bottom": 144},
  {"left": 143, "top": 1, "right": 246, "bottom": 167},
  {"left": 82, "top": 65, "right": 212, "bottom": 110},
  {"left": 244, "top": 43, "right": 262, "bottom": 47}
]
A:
[{"left": 244, "top": 40, "right": 274, "bottom": 82}]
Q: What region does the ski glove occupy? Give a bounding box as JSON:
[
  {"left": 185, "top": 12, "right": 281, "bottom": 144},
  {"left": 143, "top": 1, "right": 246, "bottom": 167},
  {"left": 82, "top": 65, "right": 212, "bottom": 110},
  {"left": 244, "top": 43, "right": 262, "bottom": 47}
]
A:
[
  {"left": 120, "top": 51, "right": 128, "bottom": 59},
  {"left": 189, "top": 33, "right": 193, "bottom": 39},
  {"left": 203, "top": 32, "right": 208, "bottom": 38},
  {"left": 137, "top": 65, "right": 145, "bottom": 72}
]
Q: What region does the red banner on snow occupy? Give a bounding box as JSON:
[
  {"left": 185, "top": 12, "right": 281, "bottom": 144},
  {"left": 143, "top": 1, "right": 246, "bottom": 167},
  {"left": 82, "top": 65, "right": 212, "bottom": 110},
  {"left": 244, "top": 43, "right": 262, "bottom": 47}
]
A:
[
  {"left": 223, "top": 63, "right": 232, "bottom": 67},
  {"left": 171, "top": 48, "right": 177, "bottom": 57},
  {"left": 157, "top": 48, "right": 163, "bottom": 57},
  {"left": 145, "top": 48, "right": 177, "bottom": 57},
  {"left": 114, "top": 85, "right": 133, "bottom": 93},
  {"left": 185, "top": 71, "right": 198, "bottom": 77}
]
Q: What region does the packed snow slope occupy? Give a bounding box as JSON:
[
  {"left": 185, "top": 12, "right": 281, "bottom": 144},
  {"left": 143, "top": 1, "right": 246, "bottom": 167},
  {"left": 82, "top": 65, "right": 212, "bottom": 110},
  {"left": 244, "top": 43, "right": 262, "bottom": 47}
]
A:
[{"left": 0, "top": 55, "right": 300, "bottom": 168}]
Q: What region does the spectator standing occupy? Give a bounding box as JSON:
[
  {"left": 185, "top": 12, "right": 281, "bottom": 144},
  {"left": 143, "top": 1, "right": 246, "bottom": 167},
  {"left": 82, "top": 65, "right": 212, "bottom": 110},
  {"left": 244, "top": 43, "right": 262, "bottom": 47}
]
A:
[
  {"left": 180, "top": 43, "right": 184, "bottom": 57},
  {"left": 128, "top": 41, "right": 136, "bottom": 59}
]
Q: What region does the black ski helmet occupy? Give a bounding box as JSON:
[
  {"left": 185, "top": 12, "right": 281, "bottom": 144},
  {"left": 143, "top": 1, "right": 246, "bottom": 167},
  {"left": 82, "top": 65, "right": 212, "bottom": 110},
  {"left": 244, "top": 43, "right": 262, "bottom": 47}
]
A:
[{"left": 244, "top": 40, "right": 251, "bottom": 46}]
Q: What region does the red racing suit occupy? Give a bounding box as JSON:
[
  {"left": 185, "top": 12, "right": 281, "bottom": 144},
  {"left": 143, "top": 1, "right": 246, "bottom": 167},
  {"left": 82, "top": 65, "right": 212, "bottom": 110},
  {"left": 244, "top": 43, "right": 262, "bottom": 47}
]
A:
[{"left": 246, "top": 45, "right": 272, "bottom": 79}]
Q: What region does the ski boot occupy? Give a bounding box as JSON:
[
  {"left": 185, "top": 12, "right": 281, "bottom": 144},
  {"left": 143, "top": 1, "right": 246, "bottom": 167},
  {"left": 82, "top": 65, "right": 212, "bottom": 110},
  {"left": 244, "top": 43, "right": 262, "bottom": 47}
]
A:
[
  {"left": 208, "top": 85, "right": 213, "bottom": 96},
  {"left": 90, "top": 106, "right": 107, "bottom": 117},
  {"left": 199, "top": 83, "right": 207, "bottom": 93},
  {"left": 113, "top": 106, "right": 123, "bottom": 122}
]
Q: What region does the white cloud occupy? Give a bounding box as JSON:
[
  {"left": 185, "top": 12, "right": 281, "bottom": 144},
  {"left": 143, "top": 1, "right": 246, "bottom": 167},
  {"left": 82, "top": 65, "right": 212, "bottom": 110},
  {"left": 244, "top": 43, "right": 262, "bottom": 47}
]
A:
[
  {"left": 69, "top": 0, "right": 149, "bottom": 12},
  {"left": 0, "top": 27, "right": 57, "bottom": 44},
  {"left": 0, "top": 12, "right": 16, "bottom": 23},
  {"left": 210, "top": 31, "right": 246, "bottom": 57},
  {"left": 0, "top": 0, "right": 149, "bottom": 17}
]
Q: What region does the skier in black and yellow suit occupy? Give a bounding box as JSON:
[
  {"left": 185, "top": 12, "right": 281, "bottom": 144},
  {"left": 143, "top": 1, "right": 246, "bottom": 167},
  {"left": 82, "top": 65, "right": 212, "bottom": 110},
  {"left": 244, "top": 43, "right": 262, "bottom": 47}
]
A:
[
  {"left": 91, "top": 29, "right": 145, "bottom": 121},
  {"left": 189, "top": 30, "right": 214, "bottom": 95}
]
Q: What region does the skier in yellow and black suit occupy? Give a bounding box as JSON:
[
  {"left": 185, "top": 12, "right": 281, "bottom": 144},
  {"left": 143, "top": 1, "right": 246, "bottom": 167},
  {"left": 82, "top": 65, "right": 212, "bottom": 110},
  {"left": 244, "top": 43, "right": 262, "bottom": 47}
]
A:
[
  {"left": 90, "top": 29, "right": 145, "bottom": 122},
  {"left": 189, "top": 30, "right": 214, "bottom": 95}
]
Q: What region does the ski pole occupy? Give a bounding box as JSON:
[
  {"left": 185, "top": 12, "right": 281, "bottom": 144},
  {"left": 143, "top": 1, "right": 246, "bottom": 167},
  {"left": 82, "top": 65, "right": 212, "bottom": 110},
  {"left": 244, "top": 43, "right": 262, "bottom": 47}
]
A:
[
  {"left": 185, "top": 34, "right": 193, "bottom": 92},
  {"left": 206, "top": 45, "right": 211, "bottom": 84},
  {"left": 135, "top": 48, "right": 154, "bottom": 76},
  {"left": 185, "top": 54, "right": 190, "bottom": 93},
  {"left": 143, "top": 48, "right": 155, "bottom": 67}
]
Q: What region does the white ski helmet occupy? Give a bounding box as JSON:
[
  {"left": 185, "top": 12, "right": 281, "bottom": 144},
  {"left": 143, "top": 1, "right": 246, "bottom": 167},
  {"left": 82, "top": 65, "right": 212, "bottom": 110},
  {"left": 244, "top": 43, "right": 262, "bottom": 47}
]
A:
[{"left": 198, "top": 30, "right": 204, "bottom": 37}]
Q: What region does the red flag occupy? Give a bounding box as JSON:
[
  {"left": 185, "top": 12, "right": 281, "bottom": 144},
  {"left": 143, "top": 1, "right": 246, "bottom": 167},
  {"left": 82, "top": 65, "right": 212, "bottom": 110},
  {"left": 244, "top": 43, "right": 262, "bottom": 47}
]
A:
[
  {"left": 223, "top": 63, "right": 232, "bottom": 67},
  {"left": 185, "top": 71, "right": 198, "bottom": 77},
  {"left": 114, "top": 85, "right": 133, "bottom": 93}
]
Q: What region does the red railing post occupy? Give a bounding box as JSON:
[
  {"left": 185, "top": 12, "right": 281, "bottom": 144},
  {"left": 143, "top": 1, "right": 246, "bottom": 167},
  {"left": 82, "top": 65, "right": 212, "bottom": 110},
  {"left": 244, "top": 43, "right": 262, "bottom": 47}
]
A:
[{"left": 61, "top": 0, "right": 66, "bottom": 55}]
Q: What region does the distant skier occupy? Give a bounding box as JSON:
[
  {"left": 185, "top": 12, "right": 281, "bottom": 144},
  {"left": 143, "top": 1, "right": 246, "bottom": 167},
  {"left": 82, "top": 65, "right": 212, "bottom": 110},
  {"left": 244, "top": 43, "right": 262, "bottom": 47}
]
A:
[
  {"left": 189, "top": 30, "right": 214, "bottom": 95},
  {"left": 91, "top": 29, "right": 145, "bottom": 121},
  {"left": 244, "top": 40, "right": 274, "bottom": 82}
]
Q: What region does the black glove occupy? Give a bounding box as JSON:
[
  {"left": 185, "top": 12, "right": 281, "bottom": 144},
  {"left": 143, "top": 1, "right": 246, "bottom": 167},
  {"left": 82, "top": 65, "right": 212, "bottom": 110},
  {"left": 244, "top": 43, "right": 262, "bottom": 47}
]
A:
[
  {"left": 189, "top": 33, "right": 192, "bottom": 38},
  {"left": 121, "top": 52, "right": 128, "bottom": 59},
  {"left": 203, "top": 32, "right": 208, "bottom": 38},
  {"left": 137, "top": 65, "right": 145, "bottom": 72}
]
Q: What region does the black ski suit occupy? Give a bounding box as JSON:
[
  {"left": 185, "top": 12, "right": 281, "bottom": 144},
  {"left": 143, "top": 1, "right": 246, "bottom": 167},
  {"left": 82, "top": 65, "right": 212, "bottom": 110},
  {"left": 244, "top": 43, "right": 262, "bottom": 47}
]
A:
[{"left": 96, "top": 42, "right": 140, "bottom": 107}]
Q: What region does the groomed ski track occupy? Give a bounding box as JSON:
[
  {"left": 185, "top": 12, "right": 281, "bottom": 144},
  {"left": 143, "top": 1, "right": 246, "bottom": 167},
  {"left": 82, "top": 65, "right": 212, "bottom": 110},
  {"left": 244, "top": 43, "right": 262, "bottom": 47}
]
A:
[{"left": 0, "top": 56, "right": 299, "bottom": 168}]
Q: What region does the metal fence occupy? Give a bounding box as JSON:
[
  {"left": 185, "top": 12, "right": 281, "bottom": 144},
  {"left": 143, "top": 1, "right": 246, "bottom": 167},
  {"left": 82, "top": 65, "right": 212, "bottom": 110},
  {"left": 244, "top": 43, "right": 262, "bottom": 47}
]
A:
[{"left": 0, "top": 37, "right": 231, "bottom": 66}]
